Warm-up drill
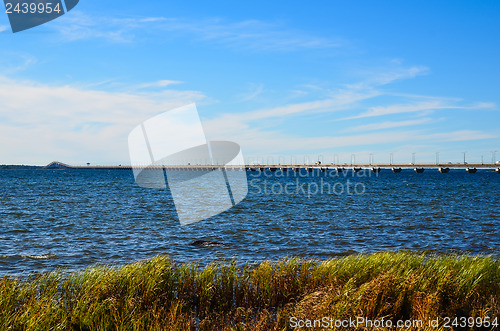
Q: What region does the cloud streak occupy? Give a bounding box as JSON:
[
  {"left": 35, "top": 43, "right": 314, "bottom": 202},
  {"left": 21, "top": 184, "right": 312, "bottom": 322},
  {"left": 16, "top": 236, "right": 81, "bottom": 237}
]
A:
[
  {"left": 135, "top": 80, "right": 183, "bottom": 90},
  {"left": 0, "top": 75, "right": 206, "bottom": 164},
  {"left": 343, "top": 100, "right": 495, "bottom": 120},
  {"left": 239, "top": 83, "right": 264, "bottom": 101},
  {"left": 202, "top": 66, "right": 498, "bottom": 157},
  {"left": 0, "top": 63, "right": 496, "bottom": 164},
  {"left": 342, "top": 118, "right": 434, "bottom": 133},
  {"left": 54, "top": 12, "right": 342, "bottom": 51}
]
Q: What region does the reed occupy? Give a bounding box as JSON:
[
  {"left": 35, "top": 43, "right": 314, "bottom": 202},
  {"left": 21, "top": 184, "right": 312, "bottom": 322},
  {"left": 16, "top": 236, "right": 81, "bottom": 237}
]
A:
[{"left": 0, "top": 252, "right": 499, "bottom": 330}]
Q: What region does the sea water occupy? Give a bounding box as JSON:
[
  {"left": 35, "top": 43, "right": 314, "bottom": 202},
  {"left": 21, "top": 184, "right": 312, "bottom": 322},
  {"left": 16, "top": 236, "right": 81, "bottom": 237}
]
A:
[{"left": 0, "top": 168, "right": 498, "bottom": 274}]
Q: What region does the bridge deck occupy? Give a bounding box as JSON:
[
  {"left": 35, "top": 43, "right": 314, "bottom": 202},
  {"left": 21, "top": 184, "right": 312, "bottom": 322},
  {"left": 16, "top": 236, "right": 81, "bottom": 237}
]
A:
[{"left": 43, "top": 162, "right": 500, "bottom": 170}]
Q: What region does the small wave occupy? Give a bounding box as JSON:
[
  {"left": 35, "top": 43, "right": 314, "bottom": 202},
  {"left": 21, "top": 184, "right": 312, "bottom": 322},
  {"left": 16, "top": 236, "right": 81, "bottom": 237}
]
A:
[
  {"left": 9, "top": 229, "right": 31, "bottom": 234},
  {"left": 19, "top": 253, "right": 57, "bottom": 260},
  {"left": 191, "top": 240, "right": 227, "bottom": 248}
]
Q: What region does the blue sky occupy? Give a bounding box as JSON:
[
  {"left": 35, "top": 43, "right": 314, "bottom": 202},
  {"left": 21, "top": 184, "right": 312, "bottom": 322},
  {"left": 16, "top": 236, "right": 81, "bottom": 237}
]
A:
[{"left": 0, "top": 0, "right": 499, "bottom": 165}]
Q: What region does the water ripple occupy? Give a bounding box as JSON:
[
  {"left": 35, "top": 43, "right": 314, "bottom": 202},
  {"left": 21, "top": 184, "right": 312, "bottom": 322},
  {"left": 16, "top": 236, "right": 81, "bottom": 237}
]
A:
[{"left": 0, "top": 169, "right": 498, "bottom": 274}]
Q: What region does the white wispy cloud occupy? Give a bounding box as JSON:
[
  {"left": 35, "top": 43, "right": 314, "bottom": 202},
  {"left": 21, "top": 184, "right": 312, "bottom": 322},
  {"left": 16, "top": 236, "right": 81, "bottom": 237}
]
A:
[
  {"left": 342, "top": 100, "right": 495, "bottom": 120},
  {"left": 0, "top": 63, "right": 496, "bottom": 164},
  {"left": 203, "top": 66, "right": 433, "bottom": 137},
  {"left": 135, "top": 80, "right": 183, "bottom": 89},
  {"left": 345, "top": 65, "right": 430, "bottom": 90},
  {"left": 171, "top": 18, "right": 342, "bottom": 51},
  {"left": 343, "top": 118, "right": 434, "bottom": 133},
  {"left": 202, "top": 65, "right": 497, "bottom": 157},
  {"left": 423, "top": 130, "right": 497, "bottom": 142},
  {"left": 0, "top": 52, "right": 38, "bottom": 74},
  {"left": 239, "top": 83, "right": 264, "bottom": 101},
  {"left": 51, "top": 12, "right": 160, "bottom": 42},
  {"left": 0, "top": 75, "right": 205, "bottom": 164},
  {"left": 202, "top": 92, "right": 376, "bottom": 138},
  {"left": 0, "top": 25, "right": 9, "bottom": 33},
  {"left": 53, "top": 12, "right": 342, "bottom": 51}
]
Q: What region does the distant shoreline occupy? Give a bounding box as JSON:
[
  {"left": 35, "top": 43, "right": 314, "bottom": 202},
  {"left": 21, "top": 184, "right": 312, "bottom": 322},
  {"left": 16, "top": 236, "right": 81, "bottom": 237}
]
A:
[
  {"left": 0, "top": 165, "right": 42, "bottom": 170},
  {"left": 2, "top": 162, "right": 500, "bottom": 171}
]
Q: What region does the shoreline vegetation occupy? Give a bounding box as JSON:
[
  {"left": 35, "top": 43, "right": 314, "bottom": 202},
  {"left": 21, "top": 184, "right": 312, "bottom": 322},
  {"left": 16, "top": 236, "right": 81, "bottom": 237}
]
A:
[{"left": 1, "top": 252, "right": 499, "bottom": 330}]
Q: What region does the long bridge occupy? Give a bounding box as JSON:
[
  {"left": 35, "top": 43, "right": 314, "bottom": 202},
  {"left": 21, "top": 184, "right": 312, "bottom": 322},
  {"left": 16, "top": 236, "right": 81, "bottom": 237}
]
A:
[{"left": 44, "top": 161, "right": 500, "bottom": 173}]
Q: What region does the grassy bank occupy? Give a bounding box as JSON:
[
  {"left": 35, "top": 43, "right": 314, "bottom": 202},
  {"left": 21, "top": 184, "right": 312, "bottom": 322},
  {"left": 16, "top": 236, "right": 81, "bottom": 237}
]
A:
[{"left": 1, "top": 252, "right": 499, "bottom": 330}]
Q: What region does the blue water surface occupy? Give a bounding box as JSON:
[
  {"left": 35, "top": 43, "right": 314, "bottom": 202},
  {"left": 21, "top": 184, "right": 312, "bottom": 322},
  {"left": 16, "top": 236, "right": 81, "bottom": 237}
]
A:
[{"left": 0, "top": 168, "right": 499, "bottom": 274}]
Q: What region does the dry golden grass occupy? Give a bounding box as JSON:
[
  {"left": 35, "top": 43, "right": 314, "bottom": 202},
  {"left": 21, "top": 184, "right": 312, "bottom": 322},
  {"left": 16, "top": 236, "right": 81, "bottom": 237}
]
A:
[{"left": 0, "top": 252, "right": 499, "bottom": 330}]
